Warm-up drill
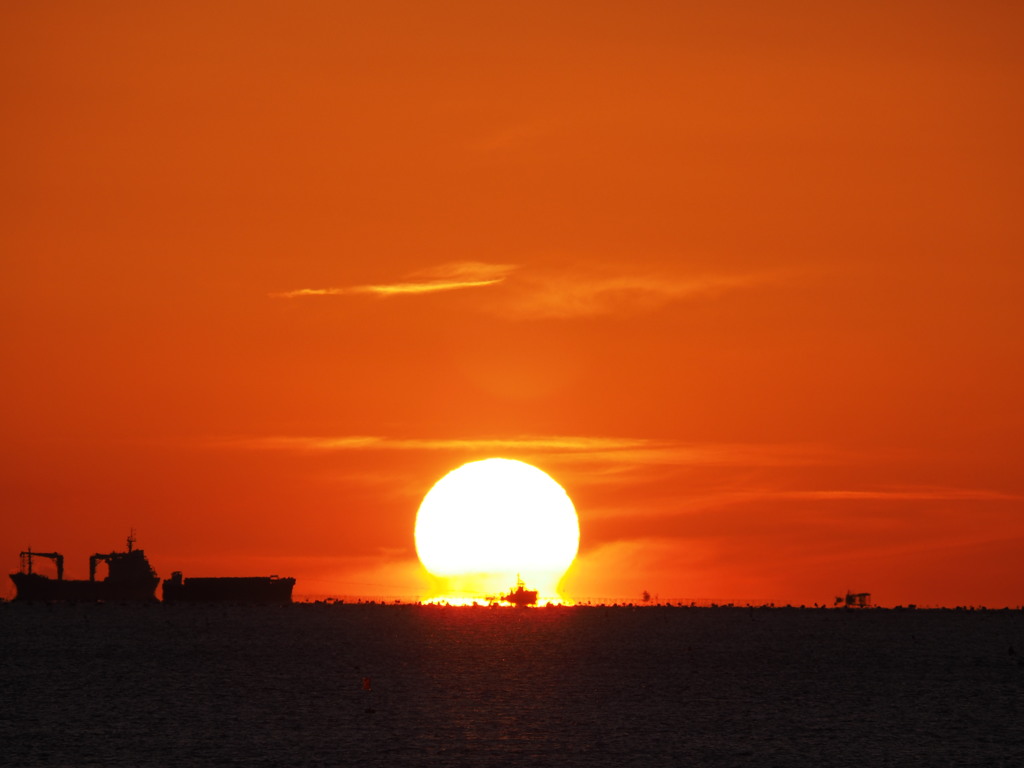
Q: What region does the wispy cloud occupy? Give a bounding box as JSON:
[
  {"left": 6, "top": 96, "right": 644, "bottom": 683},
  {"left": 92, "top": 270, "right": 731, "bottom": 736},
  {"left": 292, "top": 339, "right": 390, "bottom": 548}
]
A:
[
  {"left": 700, "top": 487, "right": 1024, "bottom": 512},
  {"left": 225, "top": 432, "right": 1024, "bottom": 505},
  {"left": 498, "top": 268, "right": 763, "bottom": 319},
  {"left": 580, "top": 485, "right": 1024, "bottom": 524},
  {"left": 232, "top": 434, "right": 655, "bottom": 455},
  {"left": 271, "top": 260, "right": 764, "bottom": 317},
  {"left": 272, "top": 261, "right": 517, "bottom": 299},
  {"left": 227, "top": 434, "right": 844, "bottom": 471},
  {"left": 775, "top": 488, "right": 1022, "bottom": 502},
  {"left": 221, "top": 432, "right": 1020, "bottom": 565}
]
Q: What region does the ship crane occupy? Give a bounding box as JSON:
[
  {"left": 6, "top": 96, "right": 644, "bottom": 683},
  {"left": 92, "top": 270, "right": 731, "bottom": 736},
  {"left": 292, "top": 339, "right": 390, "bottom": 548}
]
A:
[
  {"left": 19, "top": 549, "right": 64, "bottom": 581},
  {"left": 89, "top": 552, "right": 117, "bottom": 581}
]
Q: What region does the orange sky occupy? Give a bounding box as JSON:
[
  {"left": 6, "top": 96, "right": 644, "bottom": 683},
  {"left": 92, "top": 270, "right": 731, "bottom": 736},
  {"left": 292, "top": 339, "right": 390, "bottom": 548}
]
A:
[{"left": 3, "top": 2, "right": 1022, "bottom": 606}]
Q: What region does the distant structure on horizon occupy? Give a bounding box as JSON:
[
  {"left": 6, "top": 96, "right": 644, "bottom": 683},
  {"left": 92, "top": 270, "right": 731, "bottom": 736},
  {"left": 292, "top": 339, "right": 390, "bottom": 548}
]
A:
[{"left": 836, "top": 591, "right": 871, "bottom": 608}]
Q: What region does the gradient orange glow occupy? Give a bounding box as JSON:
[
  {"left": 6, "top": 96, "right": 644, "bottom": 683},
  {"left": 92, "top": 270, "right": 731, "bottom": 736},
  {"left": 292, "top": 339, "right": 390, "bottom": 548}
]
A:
[{"left": 2, "top": 2, "right": 1023, "bottom": 607}]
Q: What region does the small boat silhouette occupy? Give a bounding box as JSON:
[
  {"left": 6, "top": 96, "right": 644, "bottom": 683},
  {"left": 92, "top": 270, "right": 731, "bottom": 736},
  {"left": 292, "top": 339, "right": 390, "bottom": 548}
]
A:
[{"left": 502, "top": 575, "right": 538, "bottom": 607}]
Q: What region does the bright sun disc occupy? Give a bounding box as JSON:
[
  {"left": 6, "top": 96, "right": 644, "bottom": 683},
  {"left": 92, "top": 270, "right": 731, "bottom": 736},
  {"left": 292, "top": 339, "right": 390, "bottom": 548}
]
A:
[{"left": 415, "top": 458, "right": 579, "bottom": 602}]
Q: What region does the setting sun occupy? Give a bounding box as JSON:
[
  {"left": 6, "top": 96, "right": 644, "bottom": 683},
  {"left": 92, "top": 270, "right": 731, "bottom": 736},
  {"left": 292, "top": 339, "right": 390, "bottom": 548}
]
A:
[{"left": 415, "top": 458, "right": 579, "bottom": 603}]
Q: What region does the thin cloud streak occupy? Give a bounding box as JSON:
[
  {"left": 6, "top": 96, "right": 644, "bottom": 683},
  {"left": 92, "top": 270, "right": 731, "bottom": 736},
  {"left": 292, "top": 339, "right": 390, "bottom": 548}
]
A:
[
  {"left": 230, "top": 434, "right": 846, "bottom": 469},
  {"left": 273, "top": 279, "right": 504, "bottom": 298},
  {"left": 779, "top": 489, "right": 1023, "bottom": 502},
  {"left": 271, "top": 261, "right": 517, "bottom": 299},
  {"left": 237, "top": 434, "right": 653, "bottom": 454},
  {"left": 583, "top": 486, "right": 1023, "bottom": 522}
]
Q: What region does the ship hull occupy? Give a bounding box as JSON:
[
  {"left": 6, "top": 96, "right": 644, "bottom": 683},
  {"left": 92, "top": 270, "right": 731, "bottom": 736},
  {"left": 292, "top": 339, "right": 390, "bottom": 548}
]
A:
[
  {"left": 10, "top": 572, "right": 159, "bottom": 602},
  {"left": 162, "top": 576, "right": 295, "bottom": 604}
]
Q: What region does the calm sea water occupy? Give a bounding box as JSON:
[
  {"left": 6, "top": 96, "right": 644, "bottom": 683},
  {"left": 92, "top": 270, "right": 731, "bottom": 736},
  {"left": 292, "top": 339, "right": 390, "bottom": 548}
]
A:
[{"left": 1, "top": 602, "right": 1022, "bottom": 767}]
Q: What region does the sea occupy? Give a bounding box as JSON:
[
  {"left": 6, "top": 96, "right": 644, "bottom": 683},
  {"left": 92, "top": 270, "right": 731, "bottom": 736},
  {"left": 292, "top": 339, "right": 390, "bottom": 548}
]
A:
[{"left": 1, "top": 602, "right": 1022, "bottom": 767}]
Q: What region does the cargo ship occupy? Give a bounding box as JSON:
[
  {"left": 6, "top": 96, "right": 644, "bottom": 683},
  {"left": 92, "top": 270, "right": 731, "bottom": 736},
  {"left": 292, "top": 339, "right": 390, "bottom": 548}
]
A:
[
  {"left": 162, "top": 571, "right": 295, "bottom": 604},
  {"left": 10, "top": 534, "right": 160, "bottom": 602},
  {"left": 10, "top": 535, "right": 295, "bottom": 604},
  {"left": 502, "top": 575, "right": 539, "bottom": 607}
]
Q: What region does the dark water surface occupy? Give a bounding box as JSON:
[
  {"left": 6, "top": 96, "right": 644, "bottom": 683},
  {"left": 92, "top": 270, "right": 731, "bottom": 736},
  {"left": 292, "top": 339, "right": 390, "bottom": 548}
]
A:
[{"left": 2, "top": 603, "right": 1022, "bottom": 767}]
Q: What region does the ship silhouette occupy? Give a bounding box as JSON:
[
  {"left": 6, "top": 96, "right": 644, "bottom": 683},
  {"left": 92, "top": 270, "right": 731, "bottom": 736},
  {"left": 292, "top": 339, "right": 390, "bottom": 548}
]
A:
[
  {"left": 10, "top": 533, "right": 159, "bottom": 602},
  {"left": 502, "top": 575, "right": 539, "bottom": 607},
  {"left": 10, "top": 533, "right": 295, "bottom": 603}
]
